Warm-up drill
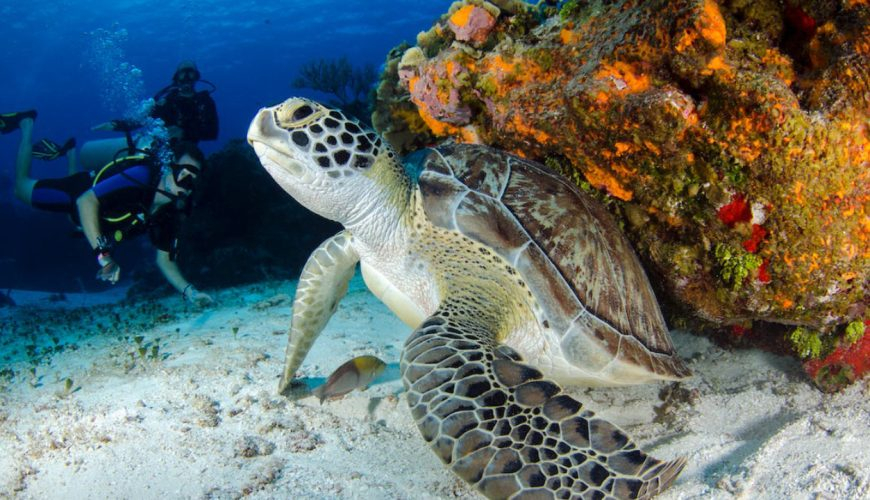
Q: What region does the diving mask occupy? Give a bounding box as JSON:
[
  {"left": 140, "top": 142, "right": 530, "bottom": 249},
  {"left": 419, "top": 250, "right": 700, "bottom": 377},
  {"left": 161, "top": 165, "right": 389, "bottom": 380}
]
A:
[{"left": 170, "top": 163, "right": 200, "bottom": 190}]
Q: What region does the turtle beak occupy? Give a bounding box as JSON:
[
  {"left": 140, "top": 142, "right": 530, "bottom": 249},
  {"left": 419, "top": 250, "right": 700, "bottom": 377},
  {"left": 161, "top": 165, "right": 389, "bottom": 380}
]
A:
[
  {"left": 248, "top": 107, "right": 307, "bottom": 179},
  {"left": 247, "top": 107, "right": 287, "bottom": 152}
]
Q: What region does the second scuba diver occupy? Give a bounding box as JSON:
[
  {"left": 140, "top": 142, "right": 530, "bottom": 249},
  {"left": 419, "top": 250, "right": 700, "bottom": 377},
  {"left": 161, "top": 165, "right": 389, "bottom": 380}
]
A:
[
  {"left": 1, "top": 110, "right": 213, "bottom": 305},
  {"left": 91, "top": 60, "right": 219, "bottom": 149}
]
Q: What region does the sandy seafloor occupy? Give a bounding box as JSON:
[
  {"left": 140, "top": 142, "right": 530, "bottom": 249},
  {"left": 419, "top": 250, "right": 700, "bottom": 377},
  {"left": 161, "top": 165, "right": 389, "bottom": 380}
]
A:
[{"left": 0, "top": 273, "right": 867, "bottom": 500}]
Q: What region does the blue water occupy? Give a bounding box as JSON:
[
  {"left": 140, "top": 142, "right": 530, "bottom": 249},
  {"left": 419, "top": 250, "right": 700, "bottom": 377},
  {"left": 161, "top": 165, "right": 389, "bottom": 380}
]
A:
[{"left": 0, "top": 0, "right": 453, "bottom": 291}]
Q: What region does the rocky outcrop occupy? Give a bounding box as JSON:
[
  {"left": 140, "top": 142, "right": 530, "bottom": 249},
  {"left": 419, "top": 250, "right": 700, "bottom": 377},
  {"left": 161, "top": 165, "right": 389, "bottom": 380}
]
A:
[{"left": 373, "top": 0, "right": 868, "bottom": 389}]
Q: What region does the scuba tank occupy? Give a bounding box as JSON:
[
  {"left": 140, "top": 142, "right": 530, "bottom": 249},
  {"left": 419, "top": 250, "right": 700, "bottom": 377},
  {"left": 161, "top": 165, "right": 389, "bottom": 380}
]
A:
[{"left": 91, "top": 147, "right": 191, "bottom": 244}]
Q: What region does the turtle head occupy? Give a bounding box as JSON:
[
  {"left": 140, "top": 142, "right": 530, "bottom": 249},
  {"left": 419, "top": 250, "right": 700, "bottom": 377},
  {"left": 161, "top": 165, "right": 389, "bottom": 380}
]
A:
[{"left": 248, "top": 97, "right": 407, "bottom": 226}]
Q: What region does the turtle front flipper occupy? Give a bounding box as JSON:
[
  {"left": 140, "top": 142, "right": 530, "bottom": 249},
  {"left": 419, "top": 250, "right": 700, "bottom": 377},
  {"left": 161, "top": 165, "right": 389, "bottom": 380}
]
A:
[
  {"left": 402, "top": 308, "right": 686, "bottom": 499},
  {"left": 279, "top": 230, "right": 359, "bottom": 398}
]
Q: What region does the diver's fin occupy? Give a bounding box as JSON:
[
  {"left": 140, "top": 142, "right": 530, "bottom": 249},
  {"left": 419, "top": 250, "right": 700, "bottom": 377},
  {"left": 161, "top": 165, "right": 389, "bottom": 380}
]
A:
[
  {"left": 32, "top": 137, "right": 75, "bottom": 161},
  {"left": 0, "top": 110, "right": 37, "bottom": 134},
  {"left": 60, "top": 137, "right": 76, "bottom": 154},
  {"left": 32, "top": 139, "right": 60, "bottom": 160}
]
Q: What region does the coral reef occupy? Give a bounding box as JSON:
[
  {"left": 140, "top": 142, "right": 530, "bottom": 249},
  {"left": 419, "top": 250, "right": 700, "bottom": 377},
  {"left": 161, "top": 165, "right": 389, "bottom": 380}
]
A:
[
  {"left": 802, "top": 320, "right": 869, "bottom": 391},
  {"left": 372, "top": 44, "right": 439, "bottom": 154},
  {"left": 372, "top": 0, "right": 868, "bottom": 386}
]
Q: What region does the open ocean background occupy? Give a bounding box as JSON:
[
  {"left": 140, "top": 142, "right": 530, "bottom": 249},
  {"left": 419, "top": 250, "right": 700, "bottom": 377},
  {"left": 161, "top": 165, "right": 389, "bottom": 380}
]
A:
[{"left": 0, "top": 0, "right": 453, "bottom": 292}]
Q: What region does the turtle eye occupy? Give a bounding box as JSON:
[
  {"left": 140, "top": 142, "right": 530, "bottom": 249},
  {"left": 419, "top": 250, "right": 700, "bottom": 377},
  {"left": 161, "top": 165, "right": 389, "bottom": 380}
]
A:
[{"left": 293, "top": 105, "right": 314, "bottom": 121}]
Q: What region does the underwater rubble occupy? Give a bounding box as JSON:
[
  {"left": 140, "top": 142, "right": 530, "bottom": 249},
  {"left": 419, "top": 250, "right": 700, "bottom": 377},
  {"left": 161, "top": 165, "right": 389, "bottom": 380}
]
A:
[{"left": 372, "top": 0, "right": 868, "bottom": 389}]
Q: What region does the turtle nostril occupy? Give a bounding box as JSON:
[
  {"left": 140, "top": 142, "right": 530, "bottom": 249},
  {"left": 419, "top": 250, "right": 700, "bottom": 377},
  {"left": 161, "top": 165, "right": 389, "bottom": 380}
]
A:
[{"left": 293, "top": 104, "right": 314, "bottom": 121}]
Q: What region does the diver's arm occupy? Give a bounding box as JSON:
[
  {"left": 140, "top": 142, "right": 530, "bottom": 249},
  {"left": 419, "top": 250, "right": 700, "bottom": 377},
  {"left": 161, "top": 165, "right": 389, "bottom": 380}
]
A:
[
  {"left": 91, "top": 118, "right": 142, "bottom": 133},
  {"left": 155, "top": 249, "right": 188, "bottom": 292},
  {"left": 156, "top": 249, "right": 212, "bottom": 304},
  {"left": 76, "top": 190, "right": 104, "bottom": 251},
  {"left": 77, "top": 190, "right": 120, "bottom": 283}
]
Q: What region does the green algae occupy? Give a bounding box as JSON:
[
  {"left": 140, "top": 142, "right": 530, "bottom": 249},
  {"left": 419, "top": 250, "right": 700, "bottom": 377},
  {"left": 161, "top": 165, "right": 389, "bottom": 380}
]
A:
[
  {"left": 559, "top": 0, "right": 613, "bottom": 23},
  {"left": 844, "top": 321, "right": 866, "bottom": 346},
  {"left": 0, "top": 368, "right": 14, "bottom": 392},
  {"left": 813, "top": 364, "right": 856, "bottom": 393},
  {"left": 786, "top": 322, "right": 863, "bottom": 361},
  {"left": 56, "top": 377, "right": 81, "bottom": 399},
  {"left": 559, "top": 0, "right": 583, "bottom": 21},
  {"left": 505, "top": 5, "right": 541, "bottom": 36},
  {"left": 789, "top": 326, "right": 823, "bottom": 359},
  {"left": 475, "top": 74, "right": 499, "bottom": 97},
  {"left": 527, "top": 47, "right": 554, "bottom": 72},
  {"left": 714, "top": 243, "right": 762, "bottom": 291},
  {"left": 435, "top": 76, "right": 453, "bottom": 95}
]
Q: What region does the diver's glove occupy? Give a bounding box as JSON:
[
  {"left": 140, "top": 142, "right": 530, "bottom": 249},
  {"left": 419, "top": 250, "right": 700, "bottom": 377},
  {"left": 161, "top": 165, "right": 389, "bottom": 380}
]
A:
[
  {"left": 95, "top": 237, "right": 120, "bottom": 284},
  {"left": 96, "top": 252, "right": 121, "bottom": 284},
  {"left": 182, "top": 285, "right": 213, "bottom": 306}
]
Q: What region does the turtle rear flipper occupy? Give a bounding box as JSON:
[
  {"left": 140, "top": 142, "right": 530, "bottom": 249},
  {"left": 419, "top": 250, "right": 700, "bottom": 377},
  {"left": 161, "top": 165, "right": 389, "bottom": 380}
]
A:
[{"left": 402, "top": 306, "right": 686, "bottom": 499}]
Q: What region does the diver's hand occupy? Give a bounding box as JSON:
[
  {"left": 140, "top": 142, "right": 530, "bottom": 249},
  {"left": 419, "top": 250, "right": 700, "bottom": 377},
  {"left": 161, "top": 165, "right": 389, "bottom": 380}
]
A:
[
  {"left": 96, "top": 254, "right": 121, "bottom": 284},
  {"left": 91, "top": 121, "right": 115, "bottom": 132},
  {"left": 183, "top": 286, "right": 213, "bottom": 307},
  {"left": 91, "top": 119, "right": 139, "bottom": 132}
]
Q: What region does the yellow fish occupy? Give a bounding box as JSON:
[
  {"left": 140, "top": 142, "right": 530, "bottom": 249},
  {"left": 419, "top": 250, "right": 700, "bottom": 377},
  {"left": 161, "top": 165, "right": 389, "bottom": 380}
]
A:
[{"left": 312, "top": 355, "right": 387, "bottom": 403}]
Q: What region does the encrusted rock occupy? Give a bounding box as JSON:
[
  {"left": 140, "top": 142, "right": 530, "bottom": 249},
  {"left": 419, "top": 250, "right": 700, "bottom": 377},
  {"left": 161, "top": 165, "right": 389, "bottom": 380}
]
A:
[{"left": 373, "top": 0, "right": 868, "bottom": 385}]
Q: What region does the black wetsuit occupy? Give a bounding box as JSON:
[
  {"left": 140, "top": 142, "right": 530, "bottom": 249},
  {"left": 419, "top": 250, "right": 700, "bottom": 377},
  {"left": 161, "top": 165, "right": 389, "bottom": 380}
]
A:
[
  {"left": 30, "top": 159, "right": 182, "bottom": 255},
  {"left": 152, "top": 88, "right": 218, "bottom": 143}
]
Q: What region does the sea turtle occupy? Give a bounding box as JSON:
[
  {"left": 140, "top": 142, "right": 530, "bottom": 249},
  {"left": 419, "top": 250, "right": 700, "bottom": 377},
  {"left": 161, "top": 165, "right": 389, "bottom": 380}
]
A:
[{"left": 247, "top": 97, "right": 691, "bottom": 499}]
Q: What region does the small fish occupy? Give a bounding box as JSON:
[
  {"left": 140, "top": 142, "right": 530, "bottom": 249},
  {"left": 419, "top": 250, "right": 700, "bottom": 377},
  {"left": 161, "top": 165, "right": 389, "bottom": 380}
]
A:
[{"left": 312, "top": 355, "right": 387, "bottom": 403}]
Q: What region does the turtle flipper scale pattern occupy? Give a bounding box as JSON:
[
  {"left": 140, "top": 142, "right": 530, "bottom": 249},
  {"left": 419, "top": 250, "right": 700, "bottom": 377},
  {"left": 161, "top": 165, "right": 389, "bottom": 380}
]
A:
[
  {"left": 402, "top": 306, "right": 685, "bottom": 499},
  {"left": 279, "top": 230, "right": 359, "bottom": 397}
]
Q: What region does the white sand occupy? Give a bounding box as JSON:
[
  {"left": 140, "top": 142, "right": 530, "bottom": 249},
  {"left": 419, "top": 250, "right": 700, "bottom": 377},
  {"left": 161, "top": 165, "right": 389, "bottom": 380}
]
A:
[{"left": 0, "top": 273, "right": 867, "bottom": 499}]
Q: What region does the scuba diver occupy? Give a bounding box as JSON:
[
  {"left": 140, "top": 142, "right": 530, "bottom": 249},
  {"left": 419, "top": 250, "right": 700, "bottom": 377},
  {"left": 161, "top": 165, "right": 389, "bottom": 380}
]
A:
[
  {"left": 32, "top": 61, "right": 219, "bottom": 169},
  {"left": 1, "top": 110, "right": 213, "bottom": 305},
  {"left": 150, "top": 60, "right": 219, "bottom": 145}
]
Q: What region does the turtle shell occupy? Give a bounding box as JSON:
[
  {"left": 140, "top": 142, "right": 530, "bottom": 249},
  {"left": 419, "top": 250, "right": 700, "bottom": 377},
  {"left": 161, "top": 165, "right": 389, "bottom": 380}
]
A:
[{"left": 417, "top": 143, "right": 689, "bottom": 381}]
